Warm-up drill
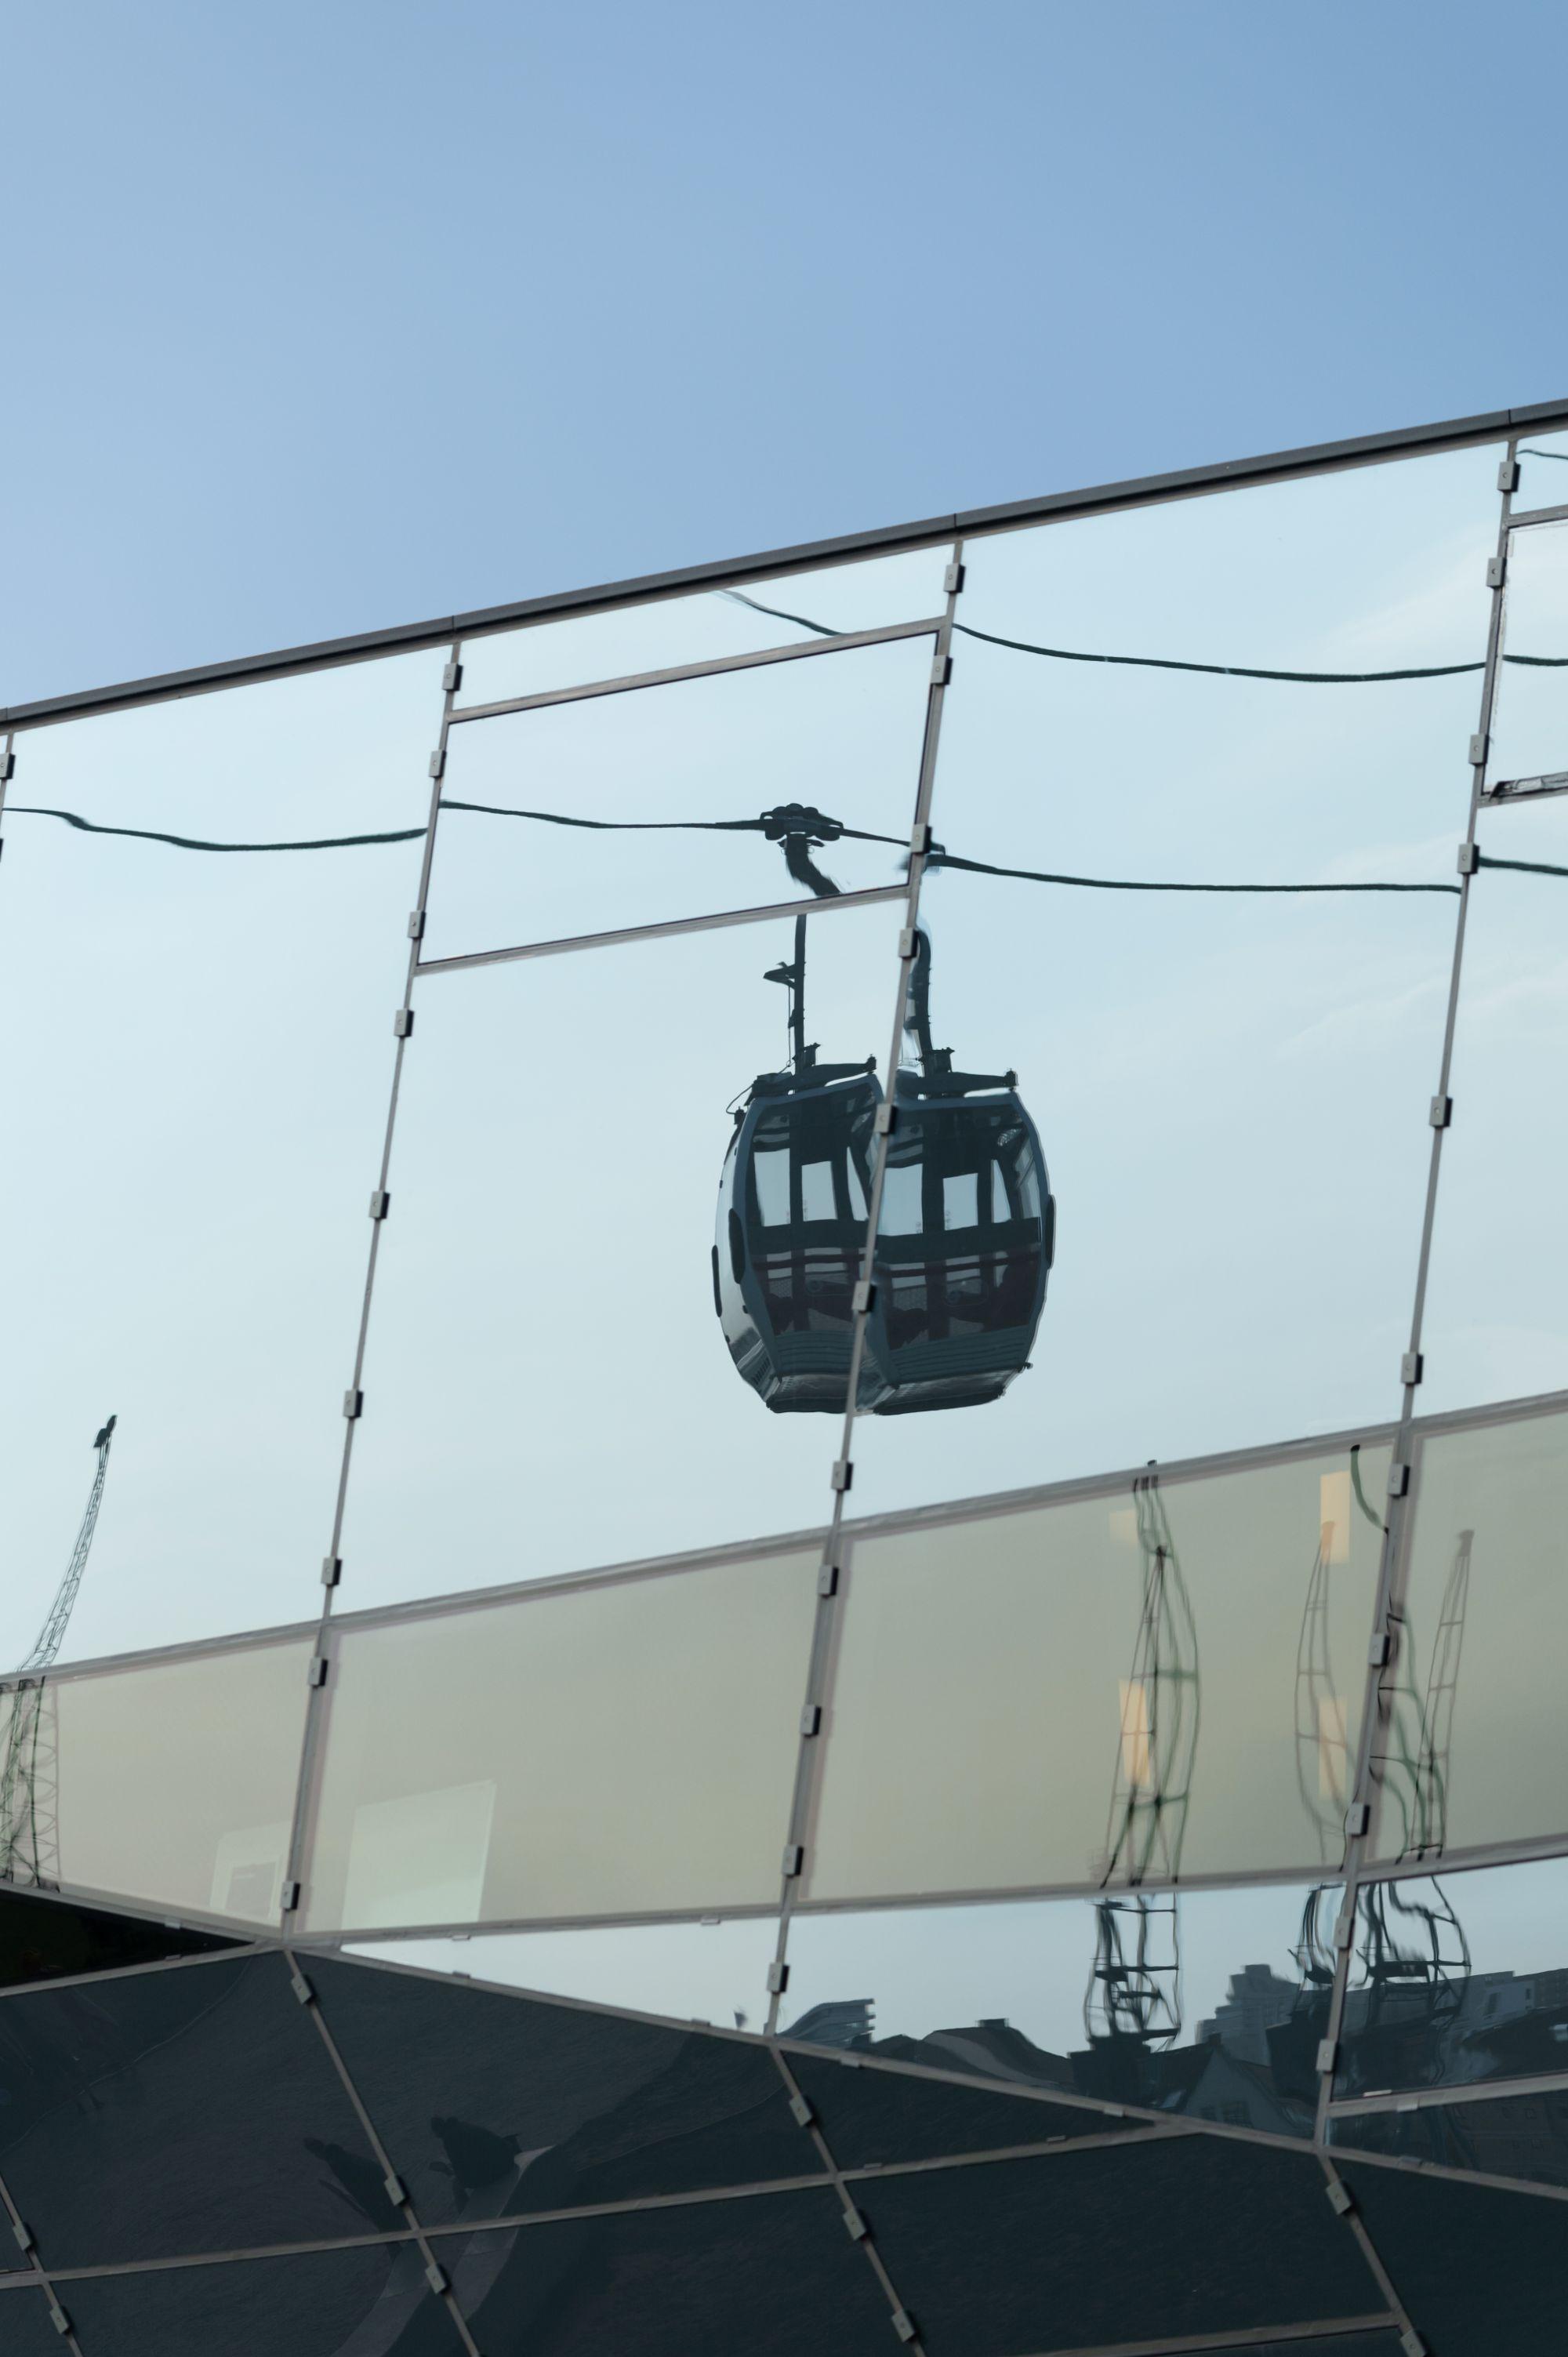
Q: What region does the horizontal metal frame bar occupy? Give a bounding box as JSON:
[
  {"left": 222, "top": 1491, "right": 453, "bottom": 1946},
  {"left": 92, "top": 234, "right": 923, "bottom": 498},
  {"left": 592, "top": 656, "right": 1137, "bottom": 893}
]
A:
[
  {"left": 19, "top": 1382, "right": 1568, "bottom": 1688},
  {"left": 447, "top": 616, "right": 943, "bottom": 722},
  {"left": 0, "top": 1940, "right": 263, "bottom": 2007},
  {"left": 413, "top": 882, "right": 906, "bottom": 977},
  {"left": 1329, "top": 2065, "right": 1568, "bottom": 2118},
  {"left": 1507, "top": 502, "right": 1568, "bottom": 532},
  {"left": 4, "top": 398, "right": 1560, "bottom": 732},
  {"left": 22, "top": 1803, "right": 1568, "bottom": 1956},
  {"left": 310, "top": 1857, "right": 1345, "bottom": 1946},
  {"left": 1481, "top": 772, "right": 1568, "bottom": 804},
  {"left": 1008, "top": 2326, "right": 1401, "bottom": 2357},
  {"left": 1327, "top": 2136, "right": 1568, "bottom": 2207}
]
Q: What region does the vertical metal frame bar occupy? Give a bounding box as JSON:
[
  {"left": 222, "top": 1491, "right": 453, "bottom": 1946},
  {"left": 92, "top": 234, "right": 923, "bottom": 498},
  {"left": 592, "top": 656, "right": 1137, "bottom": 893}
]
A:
[
  {"left": 764, "top": 543, "right": 965, "bottom": 2032},
  {"left": 278, "top": 643, "right": 464, "bottom": 1934},
  {"left": 1312, "top": 441, "right": 1519, "bottom": 2143},
  {"left": 286, "top": 1949, "right": 481, "bottom": 2355},
  {"left": 0, "top": 2160, "right": 85, "bottom": 2348}
]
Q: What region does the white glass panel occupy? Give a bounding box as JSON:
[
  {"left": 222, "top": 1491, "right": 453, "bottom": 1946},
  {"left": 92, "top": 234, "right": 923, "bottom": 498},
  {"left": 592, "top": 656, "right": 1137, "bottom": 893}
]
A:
[
  {"left": 1370, "top": 1403, "right": 1568, "bottom": 1861},
  {"left": 809, "top": 1439, "right": 1388, "bottom": 1903},
  {"left": 6, "top": 1638, "right": 315, "bottom": 1923},
  {"left": 302, "top": 1549, "right": 818, "bottom": 1933}
]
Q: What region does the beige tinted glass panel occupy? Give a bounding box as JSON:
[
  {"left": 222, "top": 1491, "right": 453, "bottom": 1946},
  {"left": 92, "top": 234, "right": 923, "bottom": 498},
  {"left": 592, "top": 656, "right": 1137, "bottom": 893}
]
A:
[
  {"left": 1370, "top": 1404, "right": 1568, "bottom": 1860},
  {"left": 807, "top": 1444, "right": 1388, "bottom": 1903},
  {"left": 303, "top": 1552, "right": 819, "bottom": 1932},
  {"left": 30, "top": 1640, "right": 314, "bottom": 1923}
]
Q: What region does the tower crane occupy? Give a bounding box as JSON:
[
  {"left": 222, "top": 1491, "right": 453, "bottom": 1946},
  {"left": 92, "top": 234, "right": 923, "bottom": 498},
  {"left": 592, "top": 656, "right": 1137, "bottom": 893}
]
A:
[
  {"left": 1083, "top": 1469, "right": 1200, "bottom": 2086},
  {"left": 0, "top": 1416, "right": 117, "bottom": 1887}
]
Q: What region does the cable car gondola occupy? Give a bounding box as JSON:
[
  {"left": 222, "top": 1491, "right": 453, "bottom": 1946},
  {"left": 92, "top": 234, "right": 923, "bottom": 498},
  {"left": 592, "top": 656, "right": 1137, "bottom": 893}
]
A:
[{"left": 714, "top": 892, "right": 1054, "bottom": 1415}]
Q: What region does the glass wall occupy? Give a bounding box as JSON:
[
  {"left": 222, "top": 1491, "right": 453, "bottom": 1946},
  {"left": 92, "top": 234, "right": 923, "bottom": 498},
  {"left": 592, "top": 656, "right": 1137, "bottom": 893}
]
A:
[{"left": 9, "top": 415, "right": 1568, "bottom": 2293}]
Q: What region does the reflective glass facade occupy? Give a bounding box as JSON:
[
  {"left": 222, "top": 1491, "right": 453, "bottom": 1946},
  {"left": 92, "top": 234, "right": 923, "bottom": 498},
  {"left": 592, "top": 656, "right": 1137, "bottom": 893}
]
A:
[{"left": 4, "top": 401, "right": 1568, "bottom": 2352}]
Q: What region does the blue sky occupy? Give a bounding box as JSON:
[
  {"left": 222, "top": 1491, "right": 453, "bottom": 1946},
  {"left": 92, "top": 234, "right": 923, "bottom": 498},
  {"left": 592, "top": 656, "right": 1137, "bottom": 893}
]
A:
[{"left": 7, "top": 0, "right": 1568, "bottom": 702}]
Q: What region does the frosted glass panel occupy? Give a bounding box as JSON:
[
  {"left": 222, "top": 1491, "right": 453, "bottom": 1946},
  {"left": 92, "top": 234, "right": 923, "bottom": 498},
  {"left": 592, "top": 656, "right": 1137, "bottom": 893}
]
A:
[
  {"left": 302, "top": 1549, "right": 818, "bottom": 1931},
  {"left": 808, "top": 1440, "right": 1388, "bottom": 1901},
  {"left": 1, "top": 1638, "right": 315, "bottom": 1923},
  {"left": 1370, "top": 1404, "right": 1568, "bottom": 1860}
]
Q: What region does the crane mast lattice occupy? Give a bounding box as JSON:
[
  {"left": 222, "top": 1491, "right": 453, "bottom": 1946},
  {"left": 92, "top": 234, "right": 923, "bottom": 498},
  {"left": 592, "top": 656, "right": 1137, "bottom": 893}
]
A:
[{"left": 0, "top": 1415, "right": 117, "bottom": 1887}]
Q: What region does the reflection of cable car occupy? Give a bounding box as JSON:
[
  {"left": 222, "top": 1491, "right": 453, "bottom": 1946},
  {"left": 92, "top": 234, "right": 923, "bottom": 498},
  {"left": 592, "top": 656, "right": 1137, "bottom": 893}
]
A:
[{"left": 713, "top": 917, "right": 1054, "bottom": 1414}]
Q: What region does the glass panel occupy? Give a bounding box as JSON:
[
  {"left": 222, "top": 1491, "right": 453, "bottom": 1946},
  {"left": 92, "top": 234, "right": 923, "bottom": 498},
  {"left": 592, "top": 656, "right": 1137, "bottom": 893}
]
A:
[
  {"left": 347, "top": 1916, "right": 782, "bottom": 2032},
  {"left": 1332, "top": 2086, "right": 1568, "bottom": 2192},
  {"left": 1338, "top": 2159, "right": 1568, "bottom": 2357},
  {"left": 0, "top": 1952, "right": 401, "bottom": 2264},
  {"left": 0, "top": 1883, "right": 236, "bottom": 1989},
  {"left": 446, "top": 2192, "right": 897, "bottom": 2357},
  {"left": 0, "top": 653, "right": 442, "bottom": 1661},
  {"left": 848, "top": 2139, "right": 1382, "bottom": 2353},
  {"left": 809, "top": 1442, "right": 1387, "bottom": 1901},
  {"left": 849, "top": 445, "right": 1497, "bottom": 1520},
  {"left": 1420, "top": 813, "right": 1568, "bottom": 1413},
  {"left": 455, "top": 546, "right": 949, "bottom": 709},
  {"left": 1513, "top": 427, "right": 1568, "bottom": 517},
  {"left": 338, "top": 899, "right": 902, "bottom": 1611},
  {"left": 426, "top": 634, "right": 929, "bottom": 957},
  {"left": 782, "top": 2047, "right": 1150, "bottom": 2166},
  {"left": 301, "top": 1558, "right": 817, "bottom": 1933},
  {"left": 782, "top": 1881, "right": 1340, "bottom": 2137},
  {"left": 1334, "top": 1856, "right": 1568, "bottom": 2099},
  {"left": 64, "top": 2245, "right": 466, "bottom": 2357},
  {"left": 0, "top": 2292, "right": 78, "bottom": 2349},
  {"left": 1368, "top": 1405, "right": 1568, "bottom": 1860},
  {"left": 2, "top": 1638, "right": 313, "bottom": 1923},
  {"left": 310, "top": 1954, "right": 818, "bottom": 2223}
]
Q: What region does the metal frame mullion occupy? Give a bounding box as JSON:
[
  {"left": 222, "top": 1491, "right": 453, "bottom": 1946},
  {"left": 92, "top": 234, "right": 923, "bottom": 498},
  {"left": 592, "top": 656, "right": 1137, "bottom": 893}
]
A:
[
  {"left": 1312, "top": 442, "right": 1519, "bottom": 2155},
  {"left": 0, "top": 2160, "right": 86, "bottom": 2349},
  {"left": 278, "top": 640, "right": 463, "bottom": 1938},
  {"left": 285, "top": 1948, "right": 479, "bottom": 2355},
  {"left": 767, "top": 2044, "right": 927, "bottom": 2352},
  {"left": 763, "top": 543, "right": 966, "bottom": 2036},
  {"left": 1315, "top": 2152, "right": 1425, "bottom": 2355},
  {"left": 415, "top": 881, "right": 906, "bottom": 975}
]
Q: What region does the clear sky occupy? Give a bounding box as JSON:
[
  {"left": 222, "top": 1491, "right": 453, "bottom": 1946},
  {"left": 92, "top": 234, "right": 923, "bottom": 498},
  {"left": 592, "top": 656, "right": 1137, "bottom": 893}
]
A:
[{"left": 7, "top": 0, "right": 1568, "bottom": 704}]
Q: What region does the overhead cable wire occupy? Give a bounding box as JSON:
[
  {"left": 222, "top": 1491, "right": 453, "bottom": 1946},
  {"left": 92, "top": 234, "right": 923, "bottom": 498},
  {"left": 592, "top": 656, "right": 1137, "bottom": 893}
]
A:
[
  {"left": 0, "top": 795, "right": 1470, "bottom": 897},
  {"left": 1, "top": 805, "right": 427, "bottom": 852},
  {"left": 720, "top": 589, "right": 1568, "bottom": 682},
  {"left": 921, "top": 848, "right": 1460, "bottom": 898}
]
